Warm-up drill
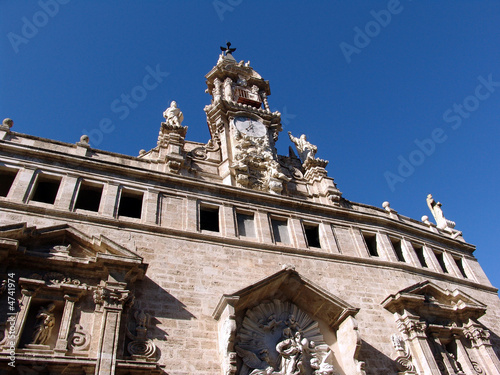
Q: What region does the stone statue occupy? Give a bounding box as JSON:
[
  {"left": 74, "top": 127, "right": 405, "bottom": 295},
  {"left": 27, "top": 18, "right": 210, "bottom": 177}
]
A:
[
  {"left": 32, "top": 303, "right": 56, "bottom": 345},
  {"left": 288, "top": 132, "right": 317, "bottom": 163},
  {"left": 163, "top": 101, "right": 184, "bottom": 127},
  {"left": 426, "top": 194, "right": 461, "bottom": 239}
]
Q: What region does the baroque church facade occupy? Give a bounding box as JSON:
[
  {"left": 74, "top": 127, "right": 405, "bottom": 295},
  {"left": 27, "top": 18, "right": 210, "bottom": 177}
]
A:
[{"left": 0, "top": 46, "right": 499, "bottom": 375}]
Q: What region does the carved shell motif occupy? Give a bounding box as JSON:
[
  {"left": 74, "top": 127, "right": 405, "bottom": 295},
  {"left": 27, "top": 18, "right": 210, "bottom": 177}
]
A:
[{"left": 235, "top": 299, "right": 335, "bottom": 374}]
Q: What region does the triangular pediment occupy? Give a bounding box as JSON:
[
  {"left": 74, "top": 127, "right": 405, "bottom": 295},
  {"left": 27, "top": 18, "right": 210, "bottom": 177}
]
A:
[
  {"left": 0, "top": 222, "right": 146, "bottom": 282},
  {"left": 382, "top": 280, "right": 486, "bottom": 322},
  {"left": 214, "top": 267, "right": 358, "bottom": 328}
]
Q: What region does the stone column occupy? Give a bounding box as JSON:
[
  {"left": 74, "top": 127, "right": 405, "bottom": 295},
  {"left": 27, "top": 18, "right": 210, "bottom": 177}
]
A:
[
  {"left": 464, "top": 321, "right": 500, "bottom": 375},
  {"left": 255, "top": 210, "right": 272, "bottom": 243},
  {"left": 7, "top": 166, "right": 37, "bottom": 203},
  {"left": 100, "top": 182, "right": 120, "bottom": 218},
  {"left": 54, "top": 294, "right": 79, "bottom": 353},
  {"left": 453, "top": 333, "right": 478, "bottom": 374},
  {"left": 93, "top": 282, "right": 130, "bottom": 375},
  {"left": 54, "top": 174, "right": 80, "bottom": 211},
  {"left": 143, "top": 188, "right": 160, "bottom": 225},
  {"left": 11, "top": 288, "right": 36, "bottom": 349},
  {"left": 396, "top": 312, "right": 440, "bottom": 375}
]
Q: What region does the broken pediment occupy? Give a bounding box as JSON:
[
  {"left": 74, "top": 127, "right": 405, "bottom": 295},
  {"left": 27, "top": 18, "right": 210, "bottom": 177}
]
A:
[
  {"left": 213, "top": 267, "right": 359, "bottom": 329},
  {"left": 381, "top": 280, "right": 487, "bottom": 322},
  {"left": 0, "top": 222, "right": 147, "bottom": 283}
]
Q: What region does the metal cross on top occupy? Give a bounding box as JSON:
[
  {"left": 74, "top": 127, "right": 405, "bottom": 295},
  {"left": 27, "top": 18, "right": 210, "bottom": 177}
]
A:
[{"left": 220, "top": 42, "right": 236, "bottom": 56}]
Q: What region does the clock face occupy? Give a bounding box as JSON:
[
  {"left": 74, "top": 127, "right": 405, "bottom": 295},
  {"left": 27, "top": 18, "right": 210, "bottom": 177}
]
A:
[{"left": 234, "top": 117, "right": 267, "bottom": 138}]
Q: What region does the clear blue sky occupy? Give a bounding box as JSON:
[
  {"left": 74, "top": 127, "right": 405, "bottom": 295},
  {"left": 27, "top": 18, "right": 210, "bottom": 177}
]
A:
[{"left": 1, "top": 1, "right": 499, "bottom": 291}]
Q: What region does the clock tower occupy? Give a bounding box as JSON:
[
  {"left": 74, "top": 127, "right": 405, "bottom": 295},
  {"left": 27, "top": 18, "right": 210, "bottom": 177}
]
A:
[{"left": 204, "top": 43, "right": 289, "bottom": 194}]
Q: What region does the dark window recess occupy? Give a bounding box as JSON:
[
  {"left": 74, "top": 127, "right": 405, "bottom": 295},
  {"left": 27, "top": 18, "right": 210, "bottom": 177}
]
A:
[
  {"left": 271, "top": 219, "right": 290, "bottom": 244},
  {"left": 0, "top": 168, "right": 17, "bottom": 197},
  {"left": 304, "top": 225, "right": 321, "bottom": 248},
  {"left": 200, "top": 206, "right": 219, "bottom": 232},
  {"left": 237, "top": 213, "right": 255, "bottom": 237},
  {"left": 414, "top": 244, "right": 428, "bottom": 268},
  {"left": 454, "top": 257, "right": 468, "bottom": 278},
  {"left": 75, "top": 182, "right": 103, "bottom": 212},
  {"left": 435, "top": 252, "right": 448, "bottom": 273},
  {"left": 363, "top": 233, "right": 378, "bottom": 257},
  {"left": 391, "top": 238, "right": 405, "bottom": 262},
  {"left": 117, "top": 190, "right": 143, "bottom": 219},
  {"left": 31, "top": 175, "right": 61, "bottom": 204}
]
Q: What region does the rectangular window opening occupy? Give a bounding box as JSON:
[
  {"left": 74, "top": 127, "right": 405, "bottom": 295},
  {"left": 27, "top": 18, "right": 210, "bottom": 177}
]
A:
[
  {"left": 390, "top": 237, "right": 406, "bottom": 262},
  {"left": 74, "top": 181, "right": 103, "bottom": 212},
  {"left": 363, "top": 233, "right": 378, "bottom": 257},
  {"left": 0, "top": 167, "right": 18, "bottom": 197},
  {"left": 454, "top": 257, "right": 468, "bottom": 278},
  {"left": 200, "top": 205, "right": 219, "bottom": 232},
  {"left": 237, "top": 212, "right": 255, "bottom": 238},
  {"left": 31, "top": 173, "right": 62, "bottom": 204},
  {"left": 413, "top": 244, "right": 428, "bottom": 268},
  {"left": 304, "top": 224, "right": 321, "bottom": 248},
  {"left": 434, "top": 252, "right": 449, "bottom": 273},
  {"left": 271, "top": 218, "right": 290, "bottom": 244},
  {"left": 117, "top": 188, "right": 143, "bottom": 219}
]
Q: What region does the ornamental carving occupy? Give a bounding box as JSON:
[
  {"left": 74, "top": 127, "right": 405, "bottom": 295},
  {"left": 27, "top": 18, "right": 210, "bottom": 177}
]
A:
[
  {"left": 126, "top": 309, "right": 157, "bottom": 360},
  {"left": 235, "top": 300, "right": 338, "bottom": 375},
  {"left": 391, "top": 334, "right": 416, "bottom": 373},
  {"left": 69, "top": 324, "right": 91, "bottom": 351},
  {"left": 231, "top": 130, "right": 289, "bottom": 195},
  {"left": 93, "top": 284, "right": 130, "bottom": 310}
]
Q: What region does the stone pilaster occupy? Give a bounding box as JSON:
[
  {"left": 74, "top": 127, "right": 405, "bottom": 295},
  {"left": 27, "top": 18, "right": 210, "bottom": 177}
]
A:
[
  {"left": 54, "top": 294, "right": 79, "bottom": 353},
  {"left": 464, "top": 321, "right": 500, "bottom": 375},
  {"left": 396, "top": 312, "right": 439, "bottom": 375},
  {"left": 93, "top": 282, "right": 130, "bottom": 375}
]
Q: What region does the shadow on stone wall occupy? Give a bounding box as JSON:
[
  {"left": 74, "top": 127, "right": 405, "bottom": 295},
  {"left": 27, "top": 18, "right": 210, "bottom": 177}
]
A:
[
  {"left": 134, "top": 276, "right": 196, "bottom": 321},
  {"left": 359, "top": 339, "right": 399, "bottom": 375}
]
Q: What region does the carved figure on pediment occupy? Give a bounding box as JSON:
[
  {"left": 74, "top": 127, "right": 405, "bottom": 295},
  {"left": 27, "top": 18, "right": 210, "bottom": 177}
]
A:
[
  {"left": 235, "top": 300, "right": 338, "bottom": 375},
  {"left": 32, "top": 303, "right": 56, "bottom": 345},
  {"left": 163, "top": 101, "right": 184, "bottom": 127},
  {"left": 288, "top": 132, "right": 317, "bottom": 164}
]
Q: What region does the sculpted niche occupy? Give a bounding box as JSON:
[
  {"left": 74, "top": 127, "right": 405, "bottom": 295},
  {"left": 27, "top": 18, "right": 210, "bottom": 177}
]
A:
[{"left": 235, "top": 300, "right": 338, "bottom": 375}]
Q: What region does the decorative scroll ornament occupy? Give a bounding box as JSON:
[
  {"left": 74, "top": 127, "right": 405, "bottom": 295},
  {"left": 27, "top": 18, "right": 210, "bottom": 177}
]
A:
[
  {"left": 235, "top": 299, "right": 338, "bottom": 375},
  {"left": 391, "top": 334, "right": 415, "bottom": 373},
  {"left": 69, "top": 324, "right": 91, "bottom": 351},
  {"left": 126, "top": 309, "right": 157, "bottom": 360}
]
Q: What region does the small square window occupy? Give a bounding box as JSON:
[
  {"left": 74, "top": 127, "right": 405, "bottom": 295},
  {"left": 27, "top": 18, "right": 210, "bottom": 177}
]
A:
[
  {"left": 118, "top": 188, "right": 143, "bottom": 219},
  {"left": 413, "top": 244, "right": 428, "bottom": 268},
  {"left": 271, "top": 218, "right": 290, "bottom": 244},
  {"left": 0, "top": 167, "right": 18, "bottom": 197},
  {"left": 454, "top": 257, "right": 468, "bottom": 278},
  {"left": 304, "top": 224, "right": 321, "bottom": 248},
  {"left": 31, "top": 173, "right": 62, "bottom": 204},
  {"left": 200, "top": 205, "right": 219, "bottom": 232},
  {"left": 434, "top": 251, "right": 448, "bottom": 273},
  {"left": 74, "top": 181, "right": 103, "bottom": 212},
  {"left": 363, "top": 232, "right": 378, "bottom": 257},
  {"left": 390, "top": 237, "right": 405, "bottom": 262},
  {"left": 237, "top": 212, "right": 255, "bottom": 238}
]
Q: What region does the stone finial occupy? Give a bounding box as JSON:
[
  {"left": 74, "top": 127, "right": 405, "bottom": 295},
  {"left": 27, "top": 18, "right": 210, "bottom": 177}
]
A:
[
  {"left": 80, "top": 135, "right": 89, "bottom": 144},
  {"left": 2, "top": 118, "right": 13, "bottom": 128},
  {"left": 421, "top": 215, "right": 431, "bottom": 225},
  {"left": 382, "top": 201, "right": 392, "bottom": 211},
  {"left": 139, "top": 149, "right": 146, "bottom": 155}
]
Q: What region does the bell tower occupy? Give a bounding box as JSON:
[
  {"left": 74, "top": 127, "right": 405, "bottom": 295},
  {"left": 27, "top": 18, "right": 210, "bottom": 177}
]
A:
[{"left": 204, "top": 43, "right": 290, "bottom": 195}]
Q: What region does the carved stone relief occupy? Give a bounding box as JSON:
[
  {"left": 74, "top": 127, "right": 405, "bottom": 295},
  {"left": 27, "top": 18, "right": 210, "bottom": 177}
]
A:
[
  {"left": 235, "top": 299, "right": 338, "bottom": 375},
  {"left": 126, "top": 309, "right": 157, "bottom": 360},
  {"left": 391, "top": 334, "right": 416, "bottom": 374},
  {"left": 231, "top": 129, "right": 289, "bottom": 195}
]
